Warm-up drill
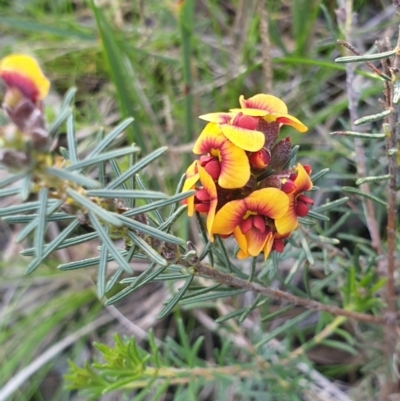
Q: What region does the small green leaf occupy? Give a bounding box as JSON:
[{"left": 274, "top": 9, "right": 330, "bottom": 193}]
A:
[
  {"left": 342, "top": 186, "right": 387, "bottom": 206},
  {"left": 46, "top": 167, "right": 101, "bottom": 189},
  {"left": 66, "top": 188, "right": 122, "bottom": 227},
  {"left": 88, "top": 212, "right": 132, "bottom": 273},
  {"left": 157, "top": 275, "right": 194, "bottom": 319},
  {"left": 335, "top": 49, "right": 396, "bottom": 63},
  {"left": 353, "top": 110, "right": 391, "bottom": 126},
  {"left": 330, "top": 131, "right": 386, "bottom": 139},
  {"left": 86, "top": 189, "right": 167, "bottom": 200},
  {"left": 107, "top": 147, "right": 168, "bottom": 190}
]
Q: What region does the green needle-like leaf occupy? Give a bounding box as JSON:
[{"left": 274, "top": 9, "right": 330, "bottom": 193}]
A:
[
  {"left": 335, "top": 49, "right": 396, "bottom": 63},
  {"left": 48, "top": 107, "right": 72, "bottom": 137},
  {"left": 66, "top": 114, "right": 78, "bottom": 164},
  {"left": 342, "top": 186, "right": 387, "bottom": 206},
  {"left": 97, "top": 236, "right": 109, "bottom": 298},
  {"left": 88, "top": 118, "right": 134, "bottom": 158},
  {"left": 60, "top": 87, "right": 77, "bottom": 110},
  {"left": 66, "top": 188, "right": 122, "bottom": 227},
  {"left": 127, "top": 232, "right": 168, "bottom": 267},
  {"left": 46, "top": 167, "right": 101, "bottom": 189},
  {"left": 157, "top": 275, "right": 194, "bottom": 319},
  {"left": 25, "top": 219, "right": 81, "bottom": 274},
  {"left": 117, "top": 215, "right": 184, "bottom": 245},
  {"left": 34, "top": 188, "right": 49, "bottom": 259},
  {"left": 66, "top": 147, "right": 140, "bottom": 172},
  {"left": 4, "top": 213, "right": 74, "bottom": 224},
  {"left": 20, "top": 172, "right": 32, "bottom": 201},
  {"left": 106, "top": 147, "right": 168, "bottom": 189},
  {"left": 88, "top": 212, "right": 132, "bottom": 273},
  {"left": 123, "top": 191, "right": 194, "bottom": 217},
  {"left": 21, "top": 231, "right": 97, "bottom": 257},
  {"left": 0, "top": 200, "right": 57, "bottom": 216},
  {"left": 0, "top": 172, "right": 26, "bottom": 188},
  {"left": 0, "top": 187, "right": 21, "bottom": 198},
  {"left": 86, "top": 190, "right": 167, "bottom": 200},
  {"left": 310, "top": 168, "right": 329, "bottom": 182},
  {"left": 15, "top": 200, "right": 64, "bottom": 243},
  {"left": 306, "top": 210, "right": 330, "bottom": 221},
  {"left": 313, "top": 197, "right": 349, "bottom": 213}
]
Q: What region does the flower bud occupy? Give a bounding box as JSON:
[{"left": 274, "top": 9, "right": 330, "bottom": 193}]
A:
[{"left": 249, "top": 148, "right": 271, "bottom": 169}]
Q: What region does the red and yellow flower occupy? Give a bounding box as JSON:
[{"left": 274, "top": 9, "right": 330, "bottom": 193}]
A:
[
  {"left": 0, "top": 54, "right": 50, "bottom": 105},
  {"left": 231, "top": 94, "right": 308, "bottom": 133},
  {"left": 275, "top": 163, "right": 314, "bottom": 235},
  {"left": 212, "top": 188, "right": 289, "bottom": 259},
  {"left": 182, "top": 162, "right": 218, "bottom": 237},
  {"left": 193, "top": 122, "right": 251, "bottom": 189},
  {"left": 198, "top": 112, "right": 266, "bottom": 152},
  {"left": 183, "top": 92, "right": 313, "bottom": 261}
]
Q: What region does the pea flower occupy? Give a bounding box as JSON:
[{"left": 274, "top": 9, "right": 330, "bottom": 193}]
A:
[
  {"left": 192, "top": 122, "right": 251, "bottom": 189},
  {"left": 275, "top": 163, "right": 314, "bottom": 235},
  {"left": 0, "top": 54, "right": 50, "bottom": 105},
  {"left": 231, "top": 94, "right": 308, "bottom": 133},
  {"left": 182, "top": 92, "right": 313, "bottom": 261},
  {"left": 211, "top": 188, "right": 289, "bottom": 259}
]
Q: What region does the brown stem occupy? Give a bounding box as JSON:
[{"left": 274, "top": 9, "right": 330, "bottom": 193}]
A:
[
  {"left": 378, "top": 26, "right": 400, "bottom": 399},
  {"left": 194, "top": 262, "right": 387, "bottom": 326}
]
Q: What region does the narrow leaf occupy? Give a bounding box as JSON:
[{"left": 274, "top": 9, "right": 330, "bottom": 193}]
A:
[
  {"left": 25, "top": 219, "right": 80, "bottom": 274},
  {"left": 88, "top": 118, "right": 134, "bottom": 158},
  {"left": 354, "top": 110, "right": 391, "bottom": 126},
  {"left": 66, "top": 188, "right": 122, "bottom": 227},
  {"left": 106, "top": 147, "right": 168, "bottom": 189},
  {"left": 342, "top": 186, "right": 387, "bottom": 206},
  {"left": 45, "top": 167, "right": 101, "bottom": 189},
  {"left": 97, "top": 234, "right": 108, "bottom": 298},
  {"left": 34, "top": 188, "right": 49, "bottom": 259},
  {"left": 356, "top": 174, "right": 391, "bottom": 185},
  {"left": 88, "top": 212, "right": 132, "bottom": 273},
  {"left": 335, "top": 49, "right": 396, "bottom": 63},
  {"left": 66, "top": 114, "right": 78, "bottom": 164},
  {"left": 86, "top": 189, "right": 167, "bottom": 199},
  {"left": 330, "top": 131, "right": 386, "bottom": 139},
  {"left": 157, "top": 275, "right": 194, "bottom": 319},
  {"left": 66, "top": 146, "right": 140, "bottom": 171},
  {"left": 117, "top": 215, "right": 184, "bottom": 245},
  {"left": 127, "top": 231, "right": 168, "bottom": 266}
]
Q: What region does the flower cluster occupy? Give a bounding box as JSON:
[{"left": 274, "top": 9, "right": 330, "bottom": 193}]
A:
[{"left": 183, "top": 94, "right": 314, "bottom": 260}]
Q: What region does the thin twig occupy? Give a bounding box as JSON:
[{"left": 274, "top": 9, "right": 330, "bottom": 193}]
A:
[
  {"left": 195, "top": 262, "right": 388, "bottom": 326},
  {"left": 379, "top": 27, "right": 400, "bottom": 400}
]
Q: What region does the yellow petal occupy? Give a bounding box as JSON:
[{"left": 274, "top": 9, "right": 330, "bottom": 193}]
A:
[
  {"left": 239, "top": 94, "right": 288, "bottom": 114},
  {"left": 212, "top": 199, "right": 247, "bottom": 235},
  {"left": 245, "top": 188, "right": 289, "bottom": 219},
  {"left": 274, "top": 194, "right": 298, "bottom": 235},
  {"left": 220, "top": 124, "right": 265, "bottom": 152},
  {"left": 274, "top": 114, "right": 308, "bottom": 133},
  {"left": 193, "top": 123, "right": 223, "bottom": 154},
  {"left": 0, "top": 54, "right": 50, "bottom": 100},
  {"left": 199, "top": 112, "right": 235, "bottom": 123},
  {"left": 218, "top": 140, "right": 250, "bottom": 188}
]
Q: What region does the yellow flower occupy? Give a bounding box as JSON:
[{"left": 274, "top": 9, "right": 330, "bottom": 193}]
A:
[{"left": 0, "top": 54, "right": 50, "bottom": 103}]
